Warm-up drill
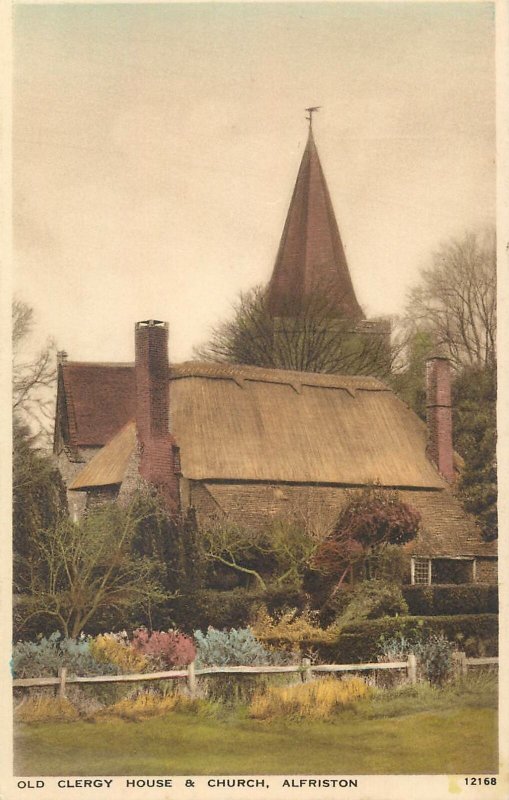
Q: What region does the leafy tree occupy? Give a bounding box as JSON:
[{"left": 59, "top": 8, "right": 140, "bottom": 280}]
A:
[
  {"left": 453, "top": 366, "right": 497, "bottom": 540},
  {"left": 390, "top": 329, "right": 434, "bottom": 419},
  {"left": 196, "top": 284, "right": 394, "bottom": 378},
  {"left": 404, "top": 229, "right": 496, "bottom": 370},
  {"left": 313, "top": 486, "right": 420, "bottom": 587},
  {"left": 15, "top": 503, "right": 171, "bottom": 638}
]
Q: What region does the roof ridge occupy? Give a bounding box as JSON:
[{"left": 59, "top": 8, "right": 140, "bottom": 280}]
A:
[
  {"left": 63, "top": 361, "right": 134, "bottom": 368},
  {"left": 171, "top": 360, "right": 389, "bottom": 390}
]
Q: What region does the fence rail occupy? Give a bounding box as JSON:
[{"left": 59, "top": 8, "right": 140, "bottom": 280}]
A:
[{"left": 12, "top": 653, "right": 496, "bottom": 699}]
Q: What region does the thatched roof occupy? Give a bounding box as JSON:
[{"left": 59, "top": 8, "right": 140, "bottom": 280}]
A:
[
  {"left": 60, "top": 360, "right": 445, "bottom": 490},
  {"left": 69, "top": 422, "right": 136, "bottom": 490},
  {"left": 170, "top": 362, "right": 444, "bottom": 489}
]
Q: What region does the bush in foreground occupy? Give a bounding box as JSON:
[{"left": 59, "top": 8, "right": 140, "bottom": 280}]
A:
[
  {"left": 131, "top": 628, "right": 196, "bottom": 669},
  {"left": 194, "top": 627, "right": 281, "bottom": 667},
  {"left": 89, "top": 633, "right": 149, "bottom": 674},
  {"left": 249, "top": 676, "right": 371, "bottom": 720},
  {"left": 12, "top": 632, "right": 112, "bottom": 679},
  {"left": 91, "top": 690, "right": 200, "bottom": 722},
  {"left": 14, "top": 696, "right": 80, "bottom": 724}
]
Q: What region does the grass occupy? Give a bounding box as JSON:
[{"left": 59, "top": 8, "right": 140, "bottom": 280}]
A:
[{"left": 14, "top": 677, "right": 498, "bottom": 776}]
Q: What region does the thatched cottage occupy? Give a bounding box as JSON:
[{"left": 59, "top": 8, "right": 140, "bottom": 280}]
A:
[{"left": 53, "top": 125, "right": 497, "bottom": 586}]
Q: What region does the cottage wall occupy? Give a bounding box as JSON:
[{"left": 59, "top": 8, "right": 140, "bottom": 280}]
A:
[
  {"left": 57, "top": 447, "right": 99, "bottom": 520},
  {"left": 475, "top": 557, "right": 498, "bottom": 584}
]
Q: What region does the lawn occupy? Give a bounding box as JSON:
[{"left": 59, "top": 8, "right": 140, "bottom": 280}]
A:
[{"left": 15, "top": 705, "right": 497, "bottom": 776}]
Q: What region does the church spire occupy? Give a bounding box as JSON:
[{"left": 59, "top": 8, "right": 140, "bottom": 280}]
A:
[{"left": 267, "top": 116, "right": 364, "bottom": 321}]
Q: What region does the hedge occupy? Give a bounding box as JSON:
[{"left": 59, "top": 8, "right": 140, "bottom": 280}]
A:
[
  {"left": 265, "top": 613, "right": 499, "bottom": 664},
  {"left": 170, "top": 586, "right": 308, "bottom": 633},
  {"left": 402, "top": 584, "right": 498, "bottom": 616}
]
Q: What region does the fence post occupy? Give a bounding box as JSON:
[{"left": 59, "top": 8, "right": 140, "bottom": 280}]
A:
[
  {"left": 187, "top": 661, "right": 197, "bottom": 698},
  {"left": 58, "top": 667, "right": 67, "bottom": 699},
  {"left": 407, "top": 653, "right": 417, "bottom": 685},
  {"left": 301, "top": 658, "right": 312, "bottom": 683},
  {"left": 452, "top": 651, "right": 467, "bottom": 679}
]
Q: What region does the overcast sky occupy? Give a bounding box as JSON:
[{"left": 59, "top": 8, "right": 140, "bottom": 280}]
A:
[{"left": 13, "top": 1, "right": 495, "bottom": 363}]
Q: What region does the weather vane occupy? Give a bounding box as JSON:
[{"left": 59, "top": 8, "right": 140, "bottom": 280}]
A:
[{"left": 305, "top": 106, "right": 321, "bottom": 129}]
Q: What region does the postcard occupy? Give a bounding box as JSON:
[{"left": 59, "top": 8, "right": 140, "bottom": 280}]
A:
[{"left": 1, "top": 1, "right": 508, "bottom": 799}]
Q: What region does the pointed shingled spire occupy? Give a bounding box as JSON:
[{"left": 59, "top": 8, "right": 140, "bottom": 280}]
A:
[{"left": 267, "top": 126, "right": 364, "bottom": 321}]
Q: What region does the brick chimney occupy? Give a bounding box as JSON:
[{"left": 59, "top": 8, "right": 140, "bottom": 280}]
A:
[
  {"left": 425, "top": 355, "right": 454, "bottom": 483},
  {"left": 135, "top": 320, "right": 179, "bottom": 511}
]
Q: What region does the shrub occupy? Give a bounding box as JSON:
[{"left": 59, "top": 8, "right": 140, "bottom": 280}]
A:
[
  {"left": 336, "top": 580, "right": 408, "bottom": 628},
  {"left": 249, "top": 676, "right": 371, "bottom": 720},
  {"left": 171, "top": 588, "right": 266, "bottom": 632},
  {"left": 12, "top": 632, "right": 113, "bottom": 678},
  {"left": 415, "top": 634, "right": 455, "bottom": 686},
  {"left": 194, "top": 626, "right": 293, "bottom": 706},
  {"left": 402, "top": 584, "right": 498, "bottom": 616},
  {"left": 14, "top": 695, "right": 79, "bottom": 723},
  {"left": 251, "top": 606, "right": 337, "bottom": 656},
  {"left": 89, "top": 633, "right": 149, "bottom": 674},
  {"left": 322, "top": 614, "right": 498, "bottom": 664},
  {"left": 194, "top": 627, "right": 280, "bottom": 667},
  {"left": 367, "top": 546, "right": 410, "bottom": 584},
  {"left": 378, "top": 631, "right": 457, "bottom": 686},
  {"left": 262, "top": 585, "right": 309, "bottom": 616},
  {"left": 131, "top": 628, "right": 196, "bottom": 668},
  {"left": 91, "top": 689, "right": 199, "bottom": 721}
]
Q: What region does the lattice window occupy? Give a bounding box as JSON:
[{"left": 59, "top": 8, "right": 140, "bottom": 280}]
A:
[{"left": 412, "top": 557, "right": 431, "bottom": 585}]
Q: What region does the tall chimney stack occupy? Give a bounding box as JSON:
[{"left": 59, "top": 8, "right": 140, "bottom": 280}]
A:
[
  {"left": 425, "top": 354, "right": 454, "bottom": 483},
  {"left": 135, "top": 320, "right": 179, "bottom": 511}
]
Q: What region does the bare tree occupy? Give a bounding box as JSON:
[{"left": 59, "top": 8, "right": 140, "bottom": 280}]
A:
[
  {"left": 195, "top": 284, "right": 395, "bottom": 378},
  {"left": 201, "top": 516, "right": 271, "bottom": 590},
  {"left": 404, "top": 229, "right": 496, "bottom": 369},
  {"left": 16, "top": 502, "right": 170, "bottom": 638},
  {"left": 12, "top": 299, "right": 56, "bottom": 437}
]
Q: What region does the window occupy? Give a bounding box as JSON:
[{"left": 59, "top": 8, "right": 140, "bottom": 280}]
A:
[
  {"left": 172, "top": 445, "right": 182, "bottom": 475},
  {"left": 412, "top": 557, "right": 431, "bottom": 585},
  {"left": 432, "top": 558, "right": 474, "bottom": 584}
]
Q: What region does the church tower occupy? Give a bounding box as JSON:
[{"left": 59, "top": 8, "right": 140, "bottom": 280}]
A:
[
  {"left": 267, "top": 112, "right": 363, "bottom": 321},
  {"left": 266, "top": 111, "right": 390, "bottom": 375}
]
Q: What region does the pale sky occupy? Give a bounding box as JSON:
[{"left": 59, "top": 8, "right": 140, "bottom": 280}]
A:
[{"left": 13, "top": 2, "right": 495, "bottom": 363}]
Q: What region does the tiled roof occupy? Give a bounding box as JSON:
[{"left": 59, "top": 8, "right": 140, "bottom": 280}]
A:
[
  {"left": 59, "top": 362, "right": 135, "bottom": 446},
  {"left": 200, "top": 483, "right": 497, "bottom": 559}
]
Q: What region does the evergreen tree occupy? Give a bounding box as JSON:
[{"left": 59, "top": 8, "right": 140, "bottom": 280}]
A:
[
  {"left": 453, "top": 367, "right": 497, "bottom": 541},
  {"left": 13, "top": 418, "right": 67, "bottom": 593}
]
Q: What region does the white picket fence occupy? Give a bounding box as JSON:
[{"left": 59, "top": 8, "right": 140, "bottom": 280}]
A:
[{"left": 12, "top": 653, "right": 497, "bottom": 699}]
